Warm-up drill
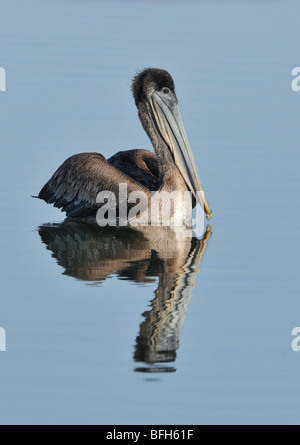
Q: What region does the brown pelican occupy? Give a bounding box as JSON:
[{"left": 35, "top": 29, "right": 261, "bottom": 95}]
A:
[{"left": 38, "top": 68, "right": 212, "bottom": 221}]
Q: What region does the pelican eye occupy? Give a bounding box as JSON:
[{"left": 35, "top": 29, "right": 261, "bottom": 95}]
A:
[{"left": 162, "top": 87, "right": 171, "bottom": 95}]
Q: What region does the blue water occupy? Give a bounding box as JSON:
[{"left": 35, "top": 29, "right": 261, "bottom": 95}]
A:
[{"left": 1, "top": 0, "right": 300, "bottom": 425}]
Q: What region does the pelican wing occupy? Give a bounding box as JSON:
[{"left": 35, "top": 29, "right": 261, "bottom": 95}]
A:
[
  {"left": 38, "top": 152, "right": 152, "bottom": 217},
  {"left": 108, "top": 149, "right": 159, "bottom": 190}
]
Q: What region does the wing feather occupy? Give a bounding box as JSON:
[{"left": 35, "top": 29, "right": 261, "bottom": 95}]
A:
[{"left": 38, "top": 151, "right": 154, "bottom": 217}]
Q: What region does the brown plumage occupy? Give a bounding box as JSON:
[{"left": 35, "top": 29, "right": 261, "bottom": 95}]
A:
[
  {"left": 38, "top": 150, "right": 159, "bottom": 217},
  {"left": 38, "top": 68, "right": 212, "bottom": 220}
]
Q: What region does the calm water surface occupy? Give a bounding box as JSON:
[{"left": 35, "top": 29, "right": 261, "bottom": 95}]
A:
[{"left": 1, "top": 0, "right": 300, "bottom": 425}]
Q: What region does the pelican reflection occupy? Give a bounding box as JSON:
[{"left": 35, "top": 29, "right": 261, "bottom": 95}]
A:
[{"left": 38, "top": 221, "right": 212, "bottom": 372}]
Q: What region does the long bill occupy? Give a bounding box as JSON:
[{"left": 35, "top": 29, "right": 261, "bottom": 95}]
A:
[{"left": 150, "top": 90, "right": 213, "bottom": 220}]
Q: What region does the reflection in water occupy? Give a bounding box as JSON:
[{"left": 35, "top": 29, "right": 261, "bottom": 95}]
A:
[{"left": 38, "top": 221, "right": 212, "bottom": 372}]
